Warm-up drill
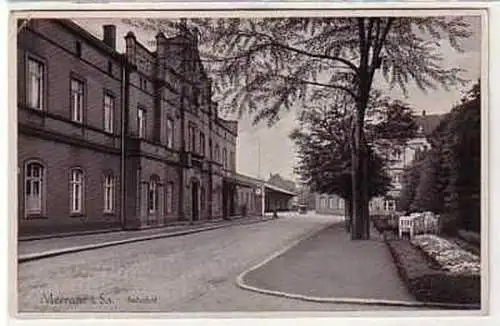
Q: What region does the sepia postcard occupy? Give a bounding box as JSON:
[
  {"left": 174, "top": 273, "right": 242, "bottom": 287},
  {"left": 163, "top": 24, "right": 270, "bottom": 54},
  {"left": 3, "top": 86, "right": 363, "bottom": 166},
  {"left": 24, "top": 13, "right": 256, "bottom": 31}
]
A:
[{"left": 8, "top": 4, "right": 490, "bottom": 323}]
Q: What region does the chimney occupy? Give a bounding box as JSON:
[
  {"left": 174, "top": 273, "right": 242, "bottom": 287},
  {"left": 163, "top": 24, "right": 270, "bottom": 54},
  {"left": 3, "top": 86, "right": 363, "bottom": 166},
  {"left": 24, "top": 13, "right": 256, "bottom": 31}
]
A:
[
  {"left": 103, "top": 25, "right": 117, "bottom": 49},
  {"left": 155, "top": 32, "right": 167, "bottom": 80},
  {"left": 125, "top": 31, "right": 137, "bottom": 64},
  {"left": 422, "top": 110, "right": 426, "bottom": 117}
]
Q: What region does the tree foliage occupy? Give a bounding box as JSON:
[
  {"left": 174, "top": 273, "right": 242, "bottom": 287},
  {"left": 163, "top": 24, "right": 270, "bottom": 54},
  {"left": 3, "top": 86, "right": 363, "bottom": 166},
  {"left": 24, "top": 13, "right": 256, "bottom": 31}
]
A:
[
  {"left": 398, "top": 80, "right": 481, "bottom": 233},
  {"left": 124, "top": 16, "right": 474, "bottom": 239},
  {"left": 289, "top": 97, "right": 418, "bottom": 202},
  {"left": 124, "top": 16, "right": 471, "bottom": 125}
]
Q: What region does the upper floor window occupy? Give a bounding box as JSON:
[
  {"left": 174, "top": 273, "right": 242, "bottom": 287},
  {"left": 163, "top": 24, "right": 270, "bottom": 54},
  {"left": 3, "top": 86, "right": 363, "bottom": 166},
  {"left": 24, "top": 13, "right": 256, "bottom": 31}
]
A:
[
  {"left": 107, "top": 61, "right": 113, "bottom": 75},
  {"left": 188, "top": 124, "right": 196, "bottom": 152},
  {"left": 166, "top": 118, "right": 174, "bottom": 148},
  {"left": 215, "top": 144, "right": 220, "bottom": 162},
  {"left": 384, "top": 200, "right": 396, "bottom": 212},
  {"left": 24, "top": 162, "right": 44, "bottom": 216},
  {"left": 70, "top": 168, "right": 84, "bottom": 214},
  {"left": 103, "top": 174, "right": 115, "bottom": 213},
  {"left": 70, "top": 78, "right": 84, "bottom": 123},
  {"left": 75, "top": 41, "right": 82, "bottom": 57},
  {"left": 193, "top": 87, "right": 200, "bottom": 109},
  {"left": 104, "top": 94, "right": 114, "bottom": 133},
  {"left": 200, "top": 132, "right": 205, "bottom": 156},
  {"left": 222, "top": 148, "right": 228, "bottom": 168},
  {"left": 27, "top": 58, "right": 44, "bottom": 110},
  {"left": 230, "top": 151, "right": 235, "bottom": 170},
  {"left": 138, "top": 107, "right": 146, "bottom": 139}
]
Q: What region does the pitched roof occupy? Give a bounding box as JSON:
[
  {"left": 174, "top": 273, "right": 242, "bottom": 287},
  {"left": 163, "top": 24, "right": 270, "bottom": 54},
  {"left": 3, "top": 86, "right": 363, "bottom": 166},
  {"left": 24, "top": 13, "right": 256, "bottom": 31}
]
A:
[
  {"left": 414, "top": 114, "right": 443, "bottom": 136},
  {"left": 231, "top": 173, "right": 297, "bottom": 196}
]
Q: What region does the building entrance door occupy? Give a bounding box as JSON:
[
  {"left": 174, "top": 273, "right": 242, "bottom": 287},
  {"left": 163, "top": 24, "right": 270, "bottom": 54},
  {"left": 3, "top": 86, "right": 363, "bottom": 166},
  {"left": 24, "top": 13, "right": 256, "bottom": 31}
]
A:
[{"left": 192, "top": 181, "right": 199, "bottom": 221}]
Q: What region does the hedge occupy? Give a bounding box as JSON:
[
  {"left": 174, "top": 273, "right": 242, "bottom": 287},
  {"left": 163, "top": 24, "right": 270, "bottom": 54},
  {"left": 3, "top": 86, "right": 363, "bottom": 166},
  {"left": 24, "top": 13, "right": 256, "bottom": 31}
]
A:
[
  {"left": 458, "top": 229, "right": 481, "bottom": 247},
  {"left": 387, "top": 240, "right": 480, "bottom": 306},
  {"left": 372, "top": 215, "right": 399, "bottom": 239}
]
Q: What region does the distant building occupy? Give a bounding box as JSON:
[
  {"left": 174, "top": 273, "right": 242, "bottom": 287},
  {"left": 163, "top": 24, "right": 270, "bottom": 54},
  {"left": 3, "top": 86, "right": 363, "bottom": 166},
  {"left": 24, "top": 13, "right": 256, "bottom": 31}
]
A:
[
  {"left": 315, "top": 194, "right": 345, "bottom": 215},
  {"left": 370, "top": 111, "right": 443, "bottom": 214}
]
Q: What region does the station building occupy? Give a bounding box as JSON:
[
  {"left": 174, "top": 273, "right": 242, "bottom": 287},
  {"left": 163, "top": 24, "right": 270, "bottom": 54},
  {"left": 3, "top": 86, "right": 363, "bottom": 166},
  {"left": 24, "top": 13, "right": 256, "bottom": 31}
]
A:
[{"left": 17, "top": 19, "right": 290, "bottom": 237}]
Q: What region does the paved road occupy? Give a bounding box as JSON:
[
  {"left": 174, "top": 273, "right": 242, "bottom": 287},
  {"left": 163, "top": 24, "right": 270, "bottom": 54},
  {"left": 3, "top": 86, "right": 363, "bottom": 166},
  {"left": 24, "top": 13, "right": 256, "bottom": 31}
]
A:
[{"left": 17, "top": 212, "right": 424, "bottom": 313}]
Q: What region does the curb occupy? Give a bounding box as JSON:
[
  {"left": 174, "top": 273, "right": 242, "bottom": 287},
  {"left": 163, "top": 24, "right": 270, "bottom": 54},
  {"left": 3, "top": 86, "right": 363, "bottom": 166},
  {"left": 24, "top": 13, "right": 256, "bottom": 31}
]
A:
[
  {"left": 235, "top": 224, "right": 481, "bottom": 311},
  {"left": 19, "top": 217, "right": 273, "bottom": 263}
]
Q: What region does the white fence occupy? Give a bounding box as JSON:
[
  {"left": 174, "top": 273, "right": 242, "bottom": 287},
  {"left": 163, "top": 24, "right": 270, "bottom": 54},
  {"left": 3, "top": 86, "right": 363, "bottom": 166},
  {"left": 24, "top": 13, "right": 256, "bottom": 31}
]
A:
[{"left": 398, "top": 212, "right": 440, "bottom": 239}]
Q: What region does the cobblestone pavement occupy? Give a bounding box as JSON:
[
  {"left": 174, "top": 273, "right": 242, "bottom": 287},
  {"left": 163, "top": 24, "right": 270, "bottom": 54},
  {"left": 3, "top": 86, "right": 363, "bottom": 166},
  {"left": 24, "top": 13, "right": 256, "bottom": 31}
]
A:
[
  {"left": 18, "top": 216, "right": 266, "bottom": 257},
  {"left": 17, "top": 212, "right": 429, "bottom": 313}
]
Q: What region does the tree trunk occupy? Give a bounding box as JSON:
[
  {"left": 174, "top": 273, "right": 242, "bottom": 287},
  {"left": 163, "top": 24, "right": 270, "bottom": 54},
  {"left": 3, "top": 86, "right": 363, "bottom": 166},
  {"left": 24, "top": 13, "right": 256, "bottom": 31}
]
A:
[
  {"left": 351, "top": 98, "right": 371, "bottom": 240},
  {"left": 361, "top": 142, "right": 371, "bottom": 239},
  {"left": 351, "top": 116, "right": 365, "bottom": 240},
  {"left": 345, "top": 198, "right": 353, "bottom": 232}
]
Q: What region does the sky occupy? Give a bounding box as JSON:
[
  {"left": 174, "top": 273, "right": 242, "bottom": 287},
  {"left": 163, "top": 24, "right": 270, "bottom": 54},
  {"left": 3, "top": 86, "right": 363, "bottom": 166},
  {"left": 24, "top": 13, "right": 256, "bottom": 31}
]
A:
[{"left": 74, "top": 16, "right": 481, "bottom": 182}]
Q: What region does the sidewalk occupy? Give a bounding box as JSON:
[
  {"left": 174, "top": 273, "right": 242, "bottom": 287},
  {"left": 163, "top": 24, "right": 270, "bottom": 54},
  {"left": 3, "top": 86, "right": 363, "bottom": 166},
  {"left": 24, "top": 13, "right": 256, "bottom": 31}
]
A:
[
  {"left": 239, "top": 222, "right": 419, "bottom": 305},
  {"left": 18, "top": 215, "right": 272, "bottom": 262}
]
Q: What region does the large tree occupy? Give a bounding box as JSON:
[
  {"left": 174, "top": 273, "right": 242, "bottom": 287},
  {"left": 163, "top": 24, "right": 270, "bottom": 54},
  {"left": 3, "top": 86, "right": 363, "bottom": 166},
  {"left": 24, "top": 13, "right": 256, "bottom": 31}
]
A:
[
  {"left": 290, "top": 96, "right": 416, "bottom": 231},
  {"left": 125, "top": 16, "right": 472, "bottom": 239}
]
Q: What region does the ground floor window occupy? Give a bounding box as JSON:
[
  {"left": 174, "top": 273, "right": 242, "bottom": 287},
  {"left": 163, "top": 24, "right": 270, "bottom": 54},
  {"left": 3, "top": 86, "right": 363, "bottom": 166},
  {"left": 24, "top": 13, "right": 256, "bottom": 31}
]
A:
[
  {"left": 70, "top": 168, "right": 84, "bottom": 214},
  {"left": 329, "top": 198, "right": 335, "bottom": 209},
  {"left": 103, "top": 174, "right": 114, "bottom": 213},
  {"left": 148, "top": 176, "right": 159, "bottom": 214},
  {"left": 320, "top": 198, "right": 327, "bottom": 209},
  {"left": 166, "top": 182, "right": 173, "bottom": 214},
  {"left": 25, "top": 162, "right": 44, "bottom": 216}
]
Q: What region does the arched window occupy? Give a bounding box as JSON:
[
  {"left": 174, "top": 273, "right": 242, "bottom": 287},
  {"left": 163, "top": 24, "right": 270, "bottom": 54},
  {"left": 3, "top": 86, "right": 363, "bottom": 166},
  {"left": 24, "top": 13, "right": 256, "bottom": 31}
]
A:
[
  {"left": 70, "top": 168, "right": 84, "bottom": 214},
  {"left": 215, "top": 144, "right": 220, "bottom": 162},
  {"left": 148, "top": 175, "right": 159, "bottom": 214},
  {"left": 103, "top": 174, "right": 115, "bottom": 213},
  {"left": 222, "top": 148, "right": 228, "bottom": 168},
  {"left": 329, "top": 198, "right": 335, "bottom": 209},
  {"left": 320, "top": 198, "right": 327, "bottom": 209},
  {"left": 25, "top": 161, "right": 44, "bottom": 216}
]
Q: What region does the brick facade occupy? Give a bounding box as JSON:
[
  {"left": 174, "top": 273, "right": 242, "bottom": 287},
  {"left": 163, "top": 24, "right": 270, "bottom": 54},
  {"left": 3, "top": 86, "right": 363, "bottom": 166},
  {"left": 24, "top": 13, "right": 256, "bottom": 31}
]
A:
[{"left": 17, "top": 19, "right": 249, "bottom": 237}]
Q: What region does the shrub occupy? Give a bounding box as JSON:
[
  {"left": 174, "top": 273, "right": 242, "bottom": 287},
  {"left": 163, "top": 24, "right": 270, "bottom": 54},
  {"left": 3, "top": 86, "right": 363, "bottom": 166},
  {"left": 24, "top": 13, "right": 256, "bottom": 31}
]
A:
[
  {"left": 439, "top": 213, "right": 459, "bottom": 236},
  {"left": 387, "top": 240, "right": 481, "bottom": 306},
  {"left": 458, "top": 229, "right": 481, "bottom": 246},
  {"left": 372, "top": 214, "right": 398, "bottom": 231},
  {"left": 411, "top": 234, "right": 480, "bottom": 275}
]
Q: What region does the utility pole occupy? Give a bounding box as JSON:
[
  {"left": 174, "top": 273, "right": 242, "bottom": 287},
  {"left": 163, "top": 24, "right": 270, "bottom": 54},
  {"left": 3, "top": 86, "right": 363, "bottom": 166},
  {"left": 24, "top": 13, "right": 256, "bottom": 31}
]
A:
[{"left": 257, "top": 136, "right": 261, "bottom": 179}]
